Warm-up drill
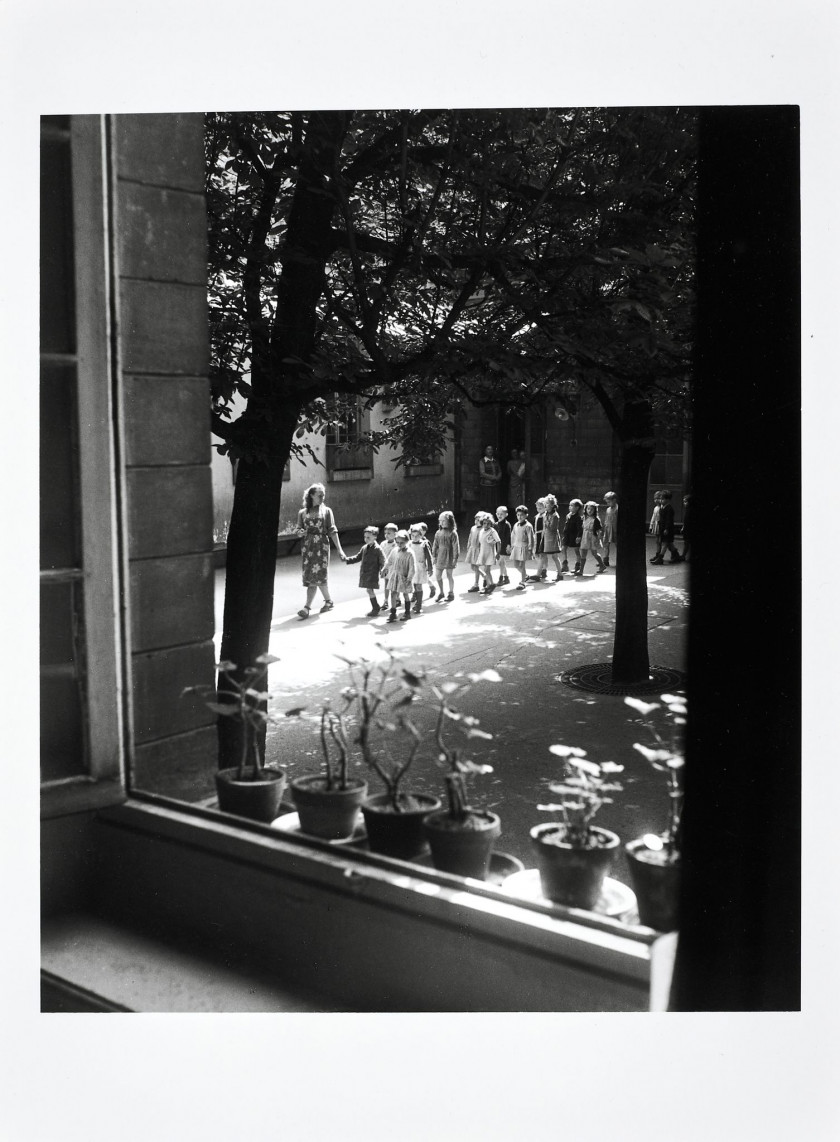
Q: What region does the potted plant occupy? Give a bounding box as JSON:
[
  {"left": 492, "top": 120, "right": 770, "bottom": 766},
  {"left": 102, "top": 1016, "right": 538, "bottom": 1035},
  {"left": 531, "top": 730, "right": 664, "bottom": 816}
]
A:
[
  {"left": 421, "top": 671, "right": 502, "bottom": 879},
  {"left": 623, "top": 693, "right": 686, "bottom": 931},
  {"left": 288, "top": 701, "right": 368, "bottom": 840},
  {"left": 336, "top": 648, "right": 441, "bottom": 859},
  {"left": 183, "top": 655, "right": 287, "bottom": 823},
  {"left": 531, "top": 746, "right": 625, "bottom": 910}
]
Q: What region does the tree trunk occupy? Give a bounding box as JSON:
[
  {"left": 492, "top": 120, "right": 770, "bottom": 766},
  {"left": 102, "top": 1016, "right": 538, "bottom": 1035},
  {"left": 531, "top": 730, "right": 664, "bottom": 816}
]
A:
[
  {"left": 611, "top": 401, "right": 656, "bottom": 684},
  {"left": 216, "top": 407, "right": 299, "bottom": 768}
]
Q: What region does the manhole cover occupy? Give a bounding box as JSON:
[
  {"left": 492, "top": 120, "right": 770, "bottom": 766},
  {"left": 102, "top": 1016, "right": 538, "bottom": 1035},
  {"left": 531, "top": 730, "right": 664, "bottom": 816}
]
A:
[{"left": 558, "top": 662, "right": 687, "bottom": 696}]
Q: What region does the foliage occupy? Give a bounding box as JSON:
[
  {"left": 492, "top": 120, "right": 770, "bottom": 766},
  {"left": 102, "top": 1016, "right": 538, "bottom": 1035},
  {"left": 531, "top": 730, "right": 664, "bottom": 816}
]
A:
[
  {"left": 538, "top": 745, "right": 625, "bottom": 849},
  {"left": 183, "top": 654, "right": 281, "bottom": 781},
  {"left": 625, "top": 693, "right": 686, "bottom": 862}
]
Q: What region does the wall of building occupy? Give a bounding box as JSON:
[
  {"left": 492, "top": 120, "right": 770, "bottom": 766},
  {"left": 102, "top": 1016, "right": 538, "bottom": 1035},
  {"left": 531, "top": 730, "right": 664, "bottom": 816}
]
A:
[{"left": 115, "top": 114, "right": 218, "bottom": 795}]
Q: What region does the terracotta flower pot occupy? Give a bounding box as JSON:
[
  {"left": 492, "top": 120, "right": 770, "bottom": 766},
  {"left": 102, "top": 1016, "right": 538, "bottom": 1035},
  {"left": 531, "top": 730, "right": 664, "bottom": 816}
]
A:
[
  {"left": 361, "top": 793, "right": 442, "bottom": 860},
  {"left": 423, "top": 810, "right": 501, "bottom": 879},
  {"left": 625, "top": 838, "right": 681, "bottom": 931},
  {"left": 290, "top": 775, "right": 368, "bottom": 840},
  {"left": 530, "top": 823, "right": 620, "bottom": 910},
  {"left": 215, "top": 765, "right": 287, "bottom": 823}
]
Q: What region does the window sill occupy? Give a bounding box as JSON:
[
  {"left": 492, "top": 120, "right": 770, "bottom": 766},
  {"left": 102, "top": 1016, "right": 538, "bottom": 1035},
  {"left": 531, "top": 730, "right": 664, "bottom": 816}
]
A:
[
  {"left": 327, "top": 468, "right": 373, "bottom": 482},
  {"left": 78, "top": 798, "right": 675, "bottom": 1011}
]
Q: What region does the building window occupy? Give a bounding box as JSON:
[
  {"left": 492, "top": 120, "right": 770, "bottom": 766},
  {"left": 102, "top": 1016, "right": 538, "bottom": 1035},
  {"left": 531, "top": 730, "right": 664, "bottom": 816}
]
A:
[
  {"left": 326, "top": 398, "right": 373, "bottom": 480},
  {"left": 40, "top": 115, "right": 123, "bottom": 812}
]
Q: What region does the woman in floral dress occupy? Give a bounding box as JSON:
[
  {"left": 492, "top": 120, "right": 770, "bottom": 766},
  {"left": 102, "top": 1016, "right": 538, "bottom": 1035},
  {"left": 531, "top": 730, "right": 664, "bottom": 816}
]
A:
[{"left": 295, "top": 483, "right": 347, "bottom": 619}]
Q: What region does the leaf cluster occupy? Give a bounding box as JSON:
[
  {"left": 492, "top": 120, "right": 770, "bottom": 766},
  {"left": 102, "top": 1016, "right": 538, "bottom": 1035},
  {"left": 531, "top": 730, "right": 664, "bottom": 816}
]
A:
[{"left": 539, "top": 745, "right": 625, "bottom": 849}]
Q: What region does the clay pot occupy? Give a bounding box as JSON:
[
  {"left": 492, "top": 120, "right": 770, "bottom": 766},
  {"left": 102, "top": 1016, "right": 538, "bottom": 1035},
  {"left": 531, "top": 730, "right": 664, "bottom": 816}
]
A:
[
  {"left": 361, "top": 793, "right": 442, "bottom": 860},
  {"left": 625, "top": 838, "right": 681, "bottom": 931},
  {"left": 290, "top": 775, "right": 368, "bottom": 840},
  {"left": 215, "top": 765, "right": 287, "bottom": 823},
  {"left": 423, "top": 810, "right": 501, "bottom": 879},
  {"left": 530, "top": 823, "right": 620, "bottom": 910}
]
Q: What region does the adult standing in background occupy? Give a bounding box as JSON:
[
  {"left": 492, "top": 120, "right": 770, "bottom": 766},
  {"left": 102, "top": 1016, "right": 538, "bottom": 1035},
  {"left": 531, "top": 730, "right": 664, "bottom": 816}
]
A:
[
  {"left": 507, "top": 448, "right": 526, "bottom": 506},
  {"left": 295, "top": 482, "right": 347, "bottom": 619},
  {"left": 478, "top": 444, "right": 502, "bottom": 513}
]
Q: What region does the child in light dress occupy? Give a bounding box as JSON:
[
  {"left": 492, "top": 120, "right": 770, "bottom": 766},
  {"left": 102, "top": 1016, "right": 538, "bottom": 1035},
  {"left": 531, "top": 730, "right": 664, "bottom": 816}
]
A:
[
  {"left": 602, "top": 491, "right": 618, "bottom": 567},
  {"left": 465, "top": 512, "right": 485, "bottom": 592},
  {"left": 345, "top": 525, "right": 386, "bottom": 615},
  {"left": 409, "top": 523, "right": 434, "bottom": 613},
  {"left": 579, "top": 501, "right": 606, "bottom": 574},
  {"left": 432, "top": 510, "right": 460, "bottom": 601},
  {"left": 477, "top": 513, "right": 501, "bottom": 593},
  {"left": 531, "top": 497, "right": 548, "bottom": 580},
  {"left": 383, "top": 530, "right": 418, "bottom": 622},
  {"left": 510, "top": 505, "right": 536, "bottom": 589},
  {"left": 541, "top": 493, "right": 564, "bottom": 581}
]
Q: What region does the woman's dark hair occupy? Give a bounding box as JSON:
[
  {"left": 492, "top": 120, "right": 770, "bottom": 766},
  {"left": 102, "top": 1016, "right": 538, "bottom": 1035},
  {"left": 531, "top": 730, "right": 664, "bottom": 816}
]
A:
[{"left": 303, "top": 482, "right": 326, "bottom": 511}]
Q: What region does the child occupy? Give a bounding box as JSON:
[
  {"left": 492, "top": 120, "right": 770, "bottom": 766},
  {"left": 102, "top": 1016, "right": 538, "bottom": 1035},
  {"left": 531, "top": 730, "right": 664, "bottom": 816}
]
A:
[
  {"left": 681, "top": 494, "right": 692, "bottom": 561},
  {"left": 432, "top": 510, "right": 459, "bottom": 601},
  {"left": 530, "top": 497, "right": 548, "bottom": 580},
  {"left": 379, "top": 522, "right": 399, "bottom": 592},
  {"left": 602, "top": 491, "right": 618, "bottom": 567},
  {"left": 495, "top": 505, "right": 512, "bottom": 585},
  {"left": 345, "top": 525, "right": 386, "bottom": 615},
  {"left": 383, "top": 530, "right": 418, "bottom": 621},
  {"left": 541, "top": 494, "right": 564, "bottom": 580},
  {"left": 650, "top": 490, "right": 682, "bottom": 564},
  {"left": 409, "top": 523, "right": 434, "bottom": 613},
  {"left": 561, "top": 498, "right": 584, "bottom": 575},
  {"left": 465, "top": 512, "right": 485, "bottom": 592},
  {"left": 579, "top": 501, "right": 606, "bottom": 574},
  {"left": 477, "top": 512, "right": 501, "bottom": 593},
  {"left": 418, "top": 522, "right": 436, "bottom": 598},
  {"left": 649, "top": 493, "right": 663, "bottom": 562},
  {"left": 510, "top": 505, "right": 536, "bottom": 589}
]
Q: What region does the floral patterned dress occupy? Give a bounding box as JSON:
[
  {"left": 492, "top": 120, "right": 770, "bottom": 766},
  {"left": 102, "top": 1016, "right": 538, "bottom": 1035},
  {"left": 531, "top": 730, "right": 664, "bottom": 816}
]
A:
[{"left": 297, "top": 505, "right": 337, "bottom": 586}]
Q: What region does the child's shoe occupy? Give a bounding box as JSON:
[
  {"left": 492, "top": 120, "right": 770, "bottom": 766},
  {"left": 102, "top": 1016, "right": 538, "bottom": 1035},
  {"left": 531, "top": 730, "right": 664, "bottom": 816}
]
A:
[
  {"left": 446, "top": 592, "right": 455, "bottom": 601},
  {"left": 561, "top": 560, "right": 569, "bottom": 572},
  {"left": 596, "top": 558, "right": 606, "bottom": 573},
  {"left": 669, "top": 553, "right": 683, "bottom": 564},
  {"left": 483, "top": 582, "right": 496, "bottom": 594},
  {"left": 573, "top": 561, "right": 580, "bottom": 574},
  {"left": 403, "top": 602, "right": 412, "bottom": 620},
  {"left": 367, "top": 601, "right": 381, "bottom": 616},
  {"left": 650, "top": 555, "right": 664, "bottom": 565},
  {"left": 602, "top": 557, "right": 610, "bottom": 567},
  {"left": 386, "top": 609, "right": 398, "bottom": 623},
  {"left": 516, "top": 582, "right": 527, "bottom": 590},
  {"left": 467, "top": 585, "right": 480, "bottom": 593},
  {"left": 538, "top": 569, "right": 547, "bottom": 580}
]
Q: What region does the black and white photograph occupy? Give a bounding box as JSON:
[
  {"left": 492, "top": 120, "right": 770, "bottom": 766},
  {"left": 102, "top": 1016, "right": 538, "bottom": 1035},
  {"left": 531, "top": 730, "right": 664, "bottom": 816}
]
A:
[{"left": 5, "top": 0, "right": 837, "bottom": 1138}]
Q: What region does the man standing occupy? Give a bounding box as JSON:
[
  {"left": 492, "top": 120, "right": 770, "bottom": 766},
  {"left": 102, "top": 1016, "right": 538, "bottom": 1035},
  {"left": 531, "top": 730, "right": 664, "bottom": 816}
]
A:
[{"left": 478, "top": 445, "right": 502, "bottom": 513}]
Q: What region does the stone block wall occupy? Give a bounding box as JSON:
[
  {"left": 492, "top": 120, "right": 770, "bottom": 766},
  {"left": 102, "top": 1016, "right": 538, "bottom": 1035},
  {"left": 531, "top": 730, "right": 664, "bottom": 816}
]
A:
[{"left": 115, "top": 114, "right": 217, "bottom": 797}]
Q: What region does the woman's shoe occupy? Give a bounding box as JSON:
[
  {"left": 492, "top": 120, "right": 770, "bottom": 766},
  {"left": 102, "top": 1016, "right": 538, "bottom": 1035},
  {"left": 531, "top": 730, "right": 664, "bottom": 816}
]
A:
[
  {"left": 320, "top": 600, "right": 334, "bottom": 612},
  {"left": 297, "top": 606, "right": 311, "bottom": 619}
]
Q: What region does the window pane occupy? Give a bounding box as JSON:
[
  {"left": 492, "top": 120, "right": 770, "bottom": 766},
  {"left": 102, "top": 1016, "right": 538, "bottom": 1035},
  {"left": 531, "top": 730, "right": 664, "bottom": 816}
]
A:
[
  {"left": 40, "top": 361, "right": 81, "bottom": 569},
  {"left": 40, "top": 131, "right": 76, "bottom": 355},
  {"left": 40, "top": 674, "right": 86, "bottom": 782},
  {"left": 40, "top": 580, "right": 81, "bottom": 666}
]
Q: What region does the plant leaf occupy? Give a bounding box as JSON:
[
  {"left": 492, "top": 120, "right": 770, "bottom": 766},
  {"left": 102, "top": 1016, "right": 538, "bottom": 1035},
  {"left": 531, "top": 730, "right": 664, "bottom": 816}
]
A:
[
  {"left": 549, "top": 744, "right": 587, "bottom": 758},
  {"left": 624, "top": 698, "right": 661, "bottom": 716}
]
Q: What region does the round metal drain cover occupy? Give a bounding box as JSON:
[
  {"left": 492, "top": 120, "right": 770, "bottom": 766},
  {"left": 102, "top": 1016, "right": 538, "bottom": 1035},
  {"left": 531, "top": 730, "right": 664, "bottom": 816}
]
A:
[{"left": 559, "top": 662, "right": 687, "bottom": 696}]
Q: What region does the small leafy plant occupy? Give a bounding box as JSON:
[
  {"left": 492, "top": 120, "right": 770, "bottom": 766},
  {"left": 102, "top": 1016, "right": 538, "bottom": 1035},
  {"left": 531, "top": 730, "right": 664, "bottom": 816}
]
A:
[
  {"left": 538, "top": 746, "right": 625, "bottom": 849},
  {"left": 625, "top": 693, "right": 686, "bottom": 863},
  {"left": 430, "top": 670, "right": 499, "bottom": 821},
  {"left": 183, "top": 654, "right": 280, "bottom": 782}
]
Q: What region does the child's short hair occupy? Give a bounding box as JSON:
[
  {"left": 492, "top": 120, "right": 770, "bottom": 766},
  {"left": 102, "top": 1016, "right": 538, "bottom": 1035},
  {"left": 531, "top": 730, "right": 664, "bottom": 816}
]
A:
[
  {"left": 535, "top": 497, "right": 547, "bottom": 510},
  {"left": 395, "top": 529, "right": 409, "bottom": 541},
  {"left": 584, "top": 500, "right": 599, "bottom": 512},
  {"left": 363, "top": 525, "right": 379, "bottom": 537},
  {"left": 569, "top": 498, "right": 583, "bottom": 509},
  {"left": 418, "top": 522, "right": 428, "bottom": 534},
  {"left": 544, "top": 494, "right": 557, "bottom": 510},
  {"left": 660, "top": 490, "right": 673, "bottom": 501},
  {"left": 604, "top": 490, "right": 617, "bottom": 502},
  {"left": 515, "top": 504, "right": 528, "bottom": 514},
  {"left": 438, "top": 510, "right": 456, "bottom": 529},
  {"left": 409, "top": 523, "right": 423, "bottom": 535},
  {"left": 496, "top": 505, "right": 508, "bottom": 514},
  {"left": 384, "top": 522, "right": 398, "bottom": 532}
]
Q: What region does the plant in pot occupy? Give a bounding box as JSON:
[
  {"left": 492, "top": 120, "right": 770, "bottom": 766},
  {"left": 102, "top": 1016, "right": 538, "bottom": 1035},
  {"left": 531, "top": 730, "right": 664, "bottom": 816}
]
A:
[
  {"left": 421, "top": 671, "right": 502, "bottom": 879},
  {"left": 287, "top": 700, "right": 369, "bottom": 840},
  {"left": 338, "top": 647, "right": 442, "bottom": 860},
  {"left": 531, "top": 746, "right": 625, "bottom": 910},
  {"left": 624, "top": 693, "right": 686, "bottom": 931},
  {"left": 183, "top": 655, "right": 287, "bottom": 823}
]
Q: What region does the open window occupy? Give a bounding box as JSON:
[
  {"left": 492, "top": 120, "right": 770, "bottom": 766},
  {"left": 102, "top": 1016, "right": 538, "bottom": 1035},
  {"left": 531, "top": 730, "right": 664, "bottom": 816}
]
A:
[{"left": 325, "top": 397, "right": 373, "bottom": 480}]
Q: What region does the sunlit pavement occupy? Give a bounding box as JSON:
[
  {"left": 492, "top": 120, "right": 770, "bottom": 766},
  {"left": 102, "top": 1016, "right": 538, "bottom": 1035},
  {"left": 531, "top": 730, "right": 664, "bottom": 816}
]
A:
[{"left": 213, "top": 538, "right": 689, "bottom": 867}]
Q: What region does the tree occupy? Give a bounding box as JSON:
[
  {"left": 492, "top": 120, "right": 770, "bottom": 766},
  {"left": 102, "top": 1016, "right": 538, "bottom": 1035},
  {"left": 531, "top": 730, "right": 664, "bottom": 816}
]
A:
[{"left": 207, "top": 108, "right": 695, "bottom": 764}]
